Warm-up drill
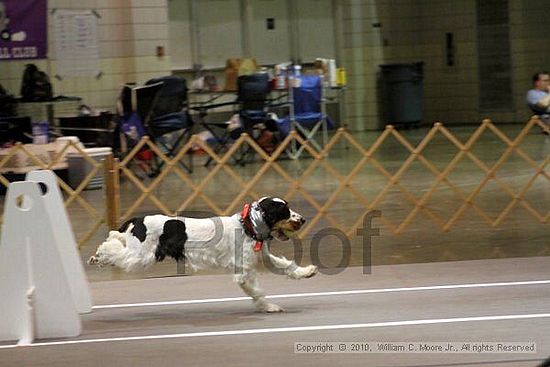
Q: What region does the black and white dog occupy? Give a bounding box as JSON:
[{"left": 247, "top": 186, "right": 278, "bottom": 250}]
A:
[{"left": 88, "top": 197, "right": 317, "bottom": 312}]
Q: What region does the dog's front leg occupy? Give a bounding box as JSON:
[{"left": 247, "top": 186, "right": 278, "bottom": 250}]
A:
[
  {"left": 263, "top": 249, "right": 318, "bottom": 280},
  {"left": 235, "top": 272, "right": 284, "bottom": 313}
]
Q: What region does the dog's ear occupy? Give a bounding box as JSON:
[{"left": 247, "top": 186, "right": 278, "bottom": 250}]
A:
[{"left": 258, "top": 198, "right": 290, "bottom": 228}]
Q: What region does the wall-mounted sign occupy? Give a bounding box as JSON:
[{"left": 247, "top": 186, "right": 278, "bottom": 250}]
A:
[
  {"left": 0, "top": 0, "right": 48, "bottom": 60},
  {"left": 54, "top": 9, "right": 100, "bottom": 78}
]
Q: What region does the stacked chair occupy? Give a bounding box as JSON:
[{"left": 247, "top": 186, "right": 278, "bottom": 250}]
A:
[{"left": 116, "top": 76, "right": 194, "bottom": 176}]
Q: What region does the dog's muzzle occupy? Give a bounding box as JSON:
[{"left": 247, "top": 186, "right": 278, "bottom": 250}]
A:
[{"left": 290, "top": 216, "right": 306, "bottom": 231}]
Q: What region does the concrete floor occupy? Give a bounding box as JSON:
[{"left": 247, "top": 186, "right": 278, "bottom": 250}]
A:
[
  {"left": 0, "top": 124, "right": 548, "bottom": 366},
  {"left": 1, "top": 257, "right": 549, "bottom": 366}
]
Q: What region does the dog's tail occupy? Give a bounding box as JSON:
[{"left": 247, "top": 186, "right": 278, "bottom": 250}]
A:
[{"left": 118, "top": 218, "right": 138, "bottom": 233}]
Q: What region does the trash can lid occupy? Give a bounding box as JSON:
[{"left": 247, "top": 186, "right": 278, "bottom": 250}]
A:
[{"left": 379, "top": 62, "right": 424, "bottom": 69}]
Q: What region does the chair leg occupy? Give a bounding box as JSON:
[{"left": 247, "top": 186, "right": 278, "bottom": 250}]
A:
[
  {"left": 288, "top": 120, "right": 327, "bottom": 159},
  {"left": 149, "top": 130, "right": 193, "bottom": 175},
  {"left": 204, "top": 133, "right": 232, "bottom": 168}
]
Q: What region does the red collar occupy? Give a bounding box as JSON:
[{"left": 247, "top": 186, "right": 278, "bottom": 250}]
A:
[{"left": 240, "top": 203, "right": 263, "bottom": 252}]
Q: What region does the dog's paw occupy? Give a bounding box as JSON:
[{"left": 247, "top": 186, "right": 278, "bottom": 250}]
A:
[
  {"left": 87, "top": 256, "right": 106, "bottom": 268},
  {"left": 254, "top": 299, "right": 285, "bottom": 313},
  {"left": 304, "top": 265, "right": 318, "bottom": 278},
  {"left": 288, "top": 265, "right": 318, "bottom": 280},
  {"left": 261, "top": 303, "right": 285, "bottom": 313}
]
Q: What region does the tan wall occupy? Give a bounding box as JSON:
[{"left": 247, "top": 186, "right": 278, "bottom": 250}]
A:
[
  {"left": 0, "top": 0, "right": 172, "bottom": 114},
  {"left": 510, "top": 0, "right": 550, "bottom": 119},
  {"left": 1, "top": 0, "right": 550, "bottom": 130},
  {"left": 342, "top": 0, "right": 550, "bottom": 130}
]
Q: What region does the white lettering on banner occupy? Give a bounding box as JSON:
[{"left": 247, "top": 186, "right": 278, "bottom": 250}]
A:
[
  {"left": 12, "top": 47, "right": 37, "bottom": 58},
  {"left": 0, "top": 47, "right": 10, "bottom": 59}
]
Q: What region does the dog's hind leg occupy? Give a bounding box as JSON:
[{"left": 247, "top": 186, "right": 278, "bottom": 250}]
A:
[{"left": 235, "top": 271, "right": 284, "bottom": 313}]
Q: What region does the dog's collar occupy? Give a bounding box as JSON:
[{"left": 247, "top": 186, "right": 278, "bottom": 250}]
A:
[{"left": 240, "top": 202, "right": 272, "bottom": 252}]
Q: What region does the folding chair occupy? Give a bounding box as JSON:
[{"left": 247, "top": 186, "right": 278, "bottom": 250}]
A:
[
  {"left": 278, "top": 74, "right": 334, "bottom": 159},
  {"left": 201, "top": 73, "right": 278, "bottom": 166},
  {"left": 192, "top": 93, "right": 239, "bottom": 167},
  {"left": 145, "top": 76, "right": 194, "bottom": 173},
  {"left": 115, "top": 81, "right": 163, "bottom": 176},
  {"left": 525, "top": 100, "right": 550, "bottom": 135},
  {"left": 529, "top": 104, "right": 550, "bottom": 121},
  {"left": 114, "top": 83, "right": 163, "bottom": 153}
]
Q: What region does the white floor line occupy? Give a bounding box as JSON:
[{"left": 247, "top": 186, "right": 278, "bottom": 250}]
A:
[
  {"left": 92, "top": 279, "right": 550, "bottom": 310},
  {"left": 1, "top": 313, "right": 549, "bottom": 350}
]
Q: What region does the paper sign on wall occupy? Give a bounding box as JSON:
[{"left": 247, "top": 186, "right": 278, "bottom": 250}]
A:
[{"left": 54, "top": 9, "right": 100, "bottom": 77}]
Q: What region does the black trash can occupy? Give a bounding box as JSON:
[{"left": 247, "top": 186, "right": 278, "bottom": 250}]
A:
[{"left": 379, "top": 62, "right": 424, "bottom": 126}]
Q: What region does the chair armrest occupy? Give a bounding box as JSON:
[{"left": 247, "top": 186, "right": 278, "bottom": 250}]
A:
[
  {"left": 58, "top": 127, "right": 113, "bottom": 133},
  {"left": 190, "top": 100, "right": 239, "bottom": 111},
  {"left": 267, "top": 101, "right": 291, "bottom": 108}
]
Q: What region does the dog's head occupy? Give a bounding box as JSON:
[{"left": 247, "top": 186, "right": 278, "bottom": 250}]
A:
[{"left": 257, "top": 197, "right": 305, "bottom": 241}]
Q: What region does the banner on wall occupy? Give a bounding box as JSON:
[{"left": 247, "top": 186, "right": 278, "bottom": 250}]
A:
[{"left": 0, "top": 0, "right": 48, "bottom": 60}]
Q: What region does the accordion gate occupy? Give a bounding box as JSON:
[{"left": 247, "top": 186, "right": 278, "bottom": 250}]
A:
[
  {"left": 0, "top": 141, "right": 104, "bottom": 247},
  {"left": 111, "top": 116, "right": 549, "bottom": 240},
  {"left": 0, "top": 117, "right": 548, "bottom": 248}
]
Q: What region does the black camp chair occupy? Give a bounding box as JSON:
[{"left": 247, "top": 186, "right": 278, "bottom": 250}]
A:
[
  {"left": 145, "top": 76, "right": 194, "bottom": 173},
  {"left": 200, "top": 73, "right": 278, "bottom": 166},
  {"left": 115, "top": 77, "right": 194, "bottom": 176},
  {"left": 114, "top": 82, "right": 163, "bottom": 175}
]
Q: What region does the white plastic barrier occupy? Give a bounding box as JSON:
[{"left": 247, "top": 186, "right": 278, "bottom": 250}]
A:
[
  {"left": 0, "top": 170, "right": 92, "bottom": 344},
  {"left": 26, "top": 170, "right": 92, "bottom": 314}
]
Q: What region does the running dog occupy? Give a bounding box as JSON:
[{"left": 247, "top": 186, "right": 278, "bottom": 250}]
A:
[{"left": 88, "top": 197, "right": 317, "bottom": 312}]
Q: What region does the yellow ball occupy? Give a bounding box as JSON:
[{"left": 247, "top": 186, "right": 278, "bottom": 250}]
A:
[{"left": 282, "top": 229, "right": 295, "bottom": 237}]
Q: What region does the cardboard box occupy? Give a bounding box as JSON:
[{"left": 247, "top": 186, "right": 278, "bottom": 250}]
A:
[{"left": 224, "top": 58, "right": 257, "bottom": 91}]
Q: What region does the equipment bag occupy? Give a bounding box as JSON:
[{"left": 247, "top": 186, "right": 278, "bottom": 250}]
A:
[{"left": 20, "top": 64, "right": 53, "bottom": 102}]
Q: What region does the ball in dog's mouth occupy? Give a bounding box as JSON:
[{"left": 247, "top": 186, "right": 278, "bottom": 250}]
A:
[{"left": 274, "top": 228, "right": 296, "bottom": 241}]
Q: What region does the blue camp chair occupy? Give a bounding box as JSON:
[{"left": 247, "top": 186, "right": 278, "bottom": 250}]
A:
[{"left": 278, "top": 74, "right": 334, "bottom": 158}]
